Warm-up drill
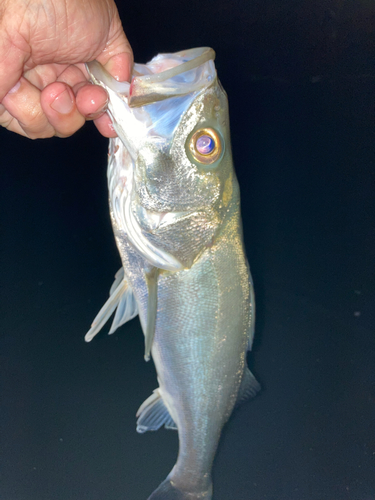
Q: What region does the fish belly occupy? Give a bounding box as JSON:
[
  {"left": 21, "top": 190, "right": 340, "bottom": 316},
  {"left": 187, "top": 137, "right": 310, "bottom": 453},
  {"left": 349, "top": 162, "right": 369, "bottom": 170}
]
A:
[{"left": 151, "top": 232, "right": 251, "bottom": 492}]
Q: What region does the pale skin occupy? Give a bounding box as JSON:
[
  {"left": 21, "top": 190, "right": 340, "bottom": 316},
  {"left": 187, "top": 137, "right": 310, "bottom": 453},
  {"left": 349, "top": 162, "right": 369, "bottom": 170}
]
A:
[{"left": 0, "top": 0, "right": 133, "bottom": 139}]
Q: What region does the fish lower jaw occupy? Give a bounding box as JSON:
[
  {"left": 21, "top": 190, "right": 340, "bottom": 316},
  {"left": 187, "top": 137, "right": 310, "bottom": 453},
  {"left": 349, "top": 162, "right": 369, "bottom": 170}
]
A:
[
  {"left": 118, "top": 190, "right": 184, "bottom": 271},
  {"left": 136, "top": 204, "right": 192, "bottom": 231}
]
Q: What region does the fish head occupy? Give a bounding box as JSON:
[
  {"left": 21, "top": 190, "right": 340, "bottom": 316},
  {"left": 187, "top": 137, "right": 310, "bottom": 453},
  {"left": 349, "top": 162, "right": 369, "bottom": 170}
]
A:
[{"left": 86, "top": 48, "right": 239, "bottom": 271}]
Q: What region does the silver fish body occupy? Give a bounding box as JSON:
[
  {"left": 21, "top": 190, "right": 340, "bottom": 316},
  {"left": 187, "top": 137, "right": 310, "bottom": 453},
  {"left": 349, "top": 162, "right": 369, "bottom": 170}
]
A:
[{"left": 85, "top": 48, "right": 260, "bottom": 500}]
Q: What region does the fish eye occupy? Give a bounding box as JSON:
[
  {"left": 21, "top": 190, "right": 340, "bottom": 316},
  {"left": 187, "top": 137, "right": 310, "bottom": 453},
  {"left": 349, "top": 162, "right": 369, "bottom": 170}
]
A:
[{"left": 188, "top": 128, "right": 222, "bottom": 165}]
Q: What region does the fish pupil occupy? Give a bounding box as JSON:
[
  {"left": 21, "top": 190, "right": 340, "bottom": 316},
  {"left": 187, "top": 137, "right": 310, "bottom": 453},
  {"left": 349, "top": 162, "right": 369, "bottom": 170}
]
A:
[{"left": 196, "top": 135, "right": 215, "bottom": 155}]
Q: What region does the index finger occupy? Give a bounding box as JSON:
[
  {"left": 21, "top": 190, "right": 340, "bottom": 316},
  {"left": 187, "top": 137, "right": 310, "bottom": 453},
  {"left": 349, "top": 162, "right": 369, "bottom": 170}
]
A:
[{"left": 0, "top": 36, "right": 28, "bottom": 101}]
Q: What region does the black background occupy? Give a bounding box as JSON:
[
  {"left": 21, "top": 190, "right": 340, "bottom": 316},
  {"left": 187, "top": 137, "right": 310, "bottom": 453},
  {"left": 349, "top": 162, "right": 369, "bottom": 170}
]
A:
[{"left": 1, "top": 1, "right": 375, "bottom": 499}]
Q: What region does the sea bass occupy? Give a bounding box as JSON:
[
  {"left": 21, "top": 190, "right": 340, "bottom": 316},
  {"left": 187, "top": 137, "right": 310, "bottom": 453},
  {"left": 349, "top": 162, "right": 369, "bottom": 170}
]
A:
[{"left": 85, "top": 47, "right": 260, "bottom": 500}]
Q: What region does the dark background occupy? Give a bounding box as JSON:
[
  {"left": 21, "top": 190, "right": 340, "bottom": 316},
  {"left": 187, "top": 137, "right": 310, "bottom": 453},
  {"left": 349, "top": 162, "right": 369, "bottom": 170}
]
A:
[{"left": 1, "top": 1, "right": 375, "bottom": 499}]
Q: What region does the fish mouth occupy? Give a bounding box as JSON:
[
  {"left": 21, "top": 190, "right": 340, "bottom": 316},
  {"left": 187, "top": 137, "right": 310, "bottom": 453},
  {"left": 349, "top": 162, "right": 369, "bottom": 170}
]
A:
[
  {"left": 114, "top": 188, "right": 184, "bottom": 272},
  {"left": 87, "top": 47, "right": 216, "bottom": 108}
]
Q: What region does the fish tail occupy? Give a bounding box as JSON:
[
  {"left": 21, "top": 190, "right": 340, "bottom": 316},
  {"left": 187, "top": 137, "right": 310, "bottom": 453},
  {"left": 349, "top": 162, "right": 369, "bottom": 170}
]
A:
[{"left": 147, "top": 478, "right": 212, "bottom": 500}]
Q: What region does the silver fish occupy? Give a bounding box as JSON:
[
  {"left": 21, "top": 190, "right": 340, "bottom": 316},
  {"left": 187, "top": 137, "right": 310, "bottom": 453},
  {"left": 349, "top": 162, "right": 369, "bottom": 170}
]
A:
[{"left": 85, "top": 47, "right": 260, "bottom": 500}]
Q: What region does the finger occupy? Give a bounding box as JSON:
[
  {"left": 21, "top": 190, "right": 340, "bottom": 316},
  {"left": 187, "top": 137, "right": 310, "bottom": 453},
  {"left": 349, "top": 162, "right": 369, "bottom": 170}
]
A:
[
  {"left": 79, "top": 47, "right": 133, "bottom": 84},
  {"left": 89, "top": 4, "right": 133, "bottom": 83},
  {"left": 23, "top": 64, "right": 86, "bottom": 93},
  {"left": 40, "top": 82, "right": 85, "bottom": 138},
  {"left": 93, "top": 114, "right": 117, "bottom": 138},
  {"left": 103, "top": 51, "right": 133, "bottom": 83},
  {"left": 0, "top": 32, "right": 27, "bottom": 101},
  {"left": 75, "top": 83, "right": 109, "bottom": 119},
  {"left": 0, "top": 103, "right": 21, "bottom": 134},
  {"left": 57, "top": 65, "right": 87, "bottom": 87},
  {"left": 1, "top": 77, "right": 55, "bottom": 138},
  {"left": 23, "top": 64, "right": 70, "bottom": 90},
  {"left": 77, "top": 31, "right": 133, "bottom": 85}
]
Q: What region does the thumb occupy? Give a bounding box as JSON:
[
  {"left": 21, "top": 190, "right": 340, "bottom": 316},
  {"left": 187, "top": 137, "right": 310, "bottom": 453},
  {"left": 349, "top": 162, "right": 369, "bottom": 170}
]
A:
[
  {"left": 94, "top": 14, "right": 133, "bottom": 82},
  {"left": 103, "top": 50, "right": 133, "bottom": 83}
]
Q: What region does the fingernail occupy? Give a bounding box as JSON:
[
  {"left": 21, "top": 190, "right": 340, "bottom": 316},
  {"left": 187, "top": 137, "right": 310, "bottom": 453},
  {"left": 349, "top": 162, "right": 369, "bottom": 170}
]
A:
[
  {"left": 50, "top": 89, "right": 74, "bottom": 114},
  {"left": 86, "top": 101, "right": 108, "bottom": 120}
]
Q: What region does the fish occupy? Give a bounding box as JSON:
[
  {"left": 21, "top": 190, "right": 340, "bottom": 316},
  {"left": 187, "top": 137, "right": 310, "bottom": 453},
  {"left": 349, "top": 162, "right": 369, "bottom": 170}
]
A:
[{"left": 85, "top": 47, "right": 260, "bottom": 500}]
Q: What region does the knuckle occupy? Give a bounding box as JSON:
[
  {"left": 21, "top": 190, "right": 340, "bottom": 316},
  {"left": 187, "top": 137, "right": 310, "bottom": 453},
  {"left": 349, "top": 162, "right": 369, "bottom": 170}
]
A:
[
  {"left": 25, "top": 102, "right": 46, "bottom": 127},
  {"left": 21, "top": 104, "right": 54, "bottom": 138}
]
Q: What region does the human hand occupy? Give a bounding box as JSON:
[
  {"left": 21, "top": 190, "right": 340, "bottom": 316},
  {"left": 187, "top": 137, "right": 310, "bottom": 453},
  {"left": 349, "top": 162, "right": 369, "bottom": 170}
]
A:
[{"left": 0, "top": 0, "right": 132, "bottom": 139}]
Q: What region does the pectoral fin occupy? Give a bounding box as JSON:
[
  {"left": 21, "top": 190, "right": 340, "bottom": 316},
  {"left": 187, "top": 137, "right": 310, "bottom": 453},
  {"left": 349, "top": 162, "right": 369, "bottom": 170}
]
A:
[
  {"left": 136, "top": 389, "right": 177, "bottom": 433},
  {"left": 85, "top": 268, "right": 138, "bottom": 342}
]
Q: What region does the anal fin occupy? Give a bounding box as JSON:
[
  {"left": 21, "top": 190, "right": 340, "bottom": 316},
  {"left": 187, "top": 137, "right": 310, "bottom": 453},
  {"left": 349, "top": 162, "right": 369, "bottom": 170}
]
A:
[
  {"left": 136, "top": 389, "right": 177, "bottom": 433},
  {"left": 236, "top": 367, "right": 261, "bottom": 406}
]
